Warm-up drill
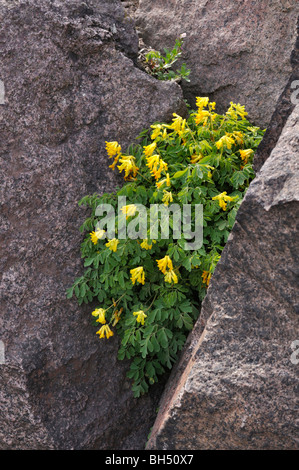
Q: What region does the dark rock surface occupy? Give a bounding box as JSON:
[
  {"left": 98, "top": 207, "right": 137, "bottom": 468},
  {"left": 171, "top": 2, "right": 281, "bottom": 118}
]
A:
[
  {"left": 146, "top": 103, "right": 299, "bottom": 450},
  {"left": 136, "top": 0, "right": 299, "bottom": 128},
  {"left": 254, "top": 18, "right": 299, "bottom": 172},
  {"left": 0, "top": 0, "right": 185, "bottom": 450}
]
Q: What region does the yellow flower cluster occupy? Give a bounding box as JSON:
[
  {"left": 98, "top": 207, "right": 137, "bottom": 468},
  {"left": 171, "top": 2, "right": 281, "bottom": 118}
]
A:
[
  {"left": 92, "top": 307, "right": 106, "bottom": 323},
  {"left": 146, "top": 153, "right": 168, "bottom": 181},
  {"left": 92, "top": 308, "right": 114, "bottom": 339},
  {"left": 233, "top": 131, "right": 245, "bottom": 146},
  {"left": 157, "top": 255, "right": 178, "bottom": 284},
  {"left": 90, "top": 230, "right": 120, "bottom": 252},
  {"left": 106, "top": 141, "right": 122, "bottom": 171},
  {"left": 105, "top": 141, "right": 138, "bottom": 180},
  {"left": 96, "top": 324, "right": 114, "bottom": 339},
  {"left": 112, "top": 307, "right": 123, "bottom": 327},
  {"left": 190, "top": 153, "right": 204, "bottom": 164},
  {"left": 202, "top": 270, "right": 211, "bottom": 287},
  {"left": 156, "top": 173, "right": 171, "bottom": 189},
  {"left": 143, "top": 141, "right": 171, "bottom": 190},
  {"left": 212, "top": 192, "right": 234, "bottom": 211},
  {"left": 167, "top": 113, "right": 187, "bottom": 137},
  {"left": 143, "top": 142, "right": 157, "bottom": 157},
  {"left": 196, "top": 97, "right": 210, "bottom": 108},
  {"left": 90, "top": 229, "right": 106, "bottom": 245},
  {"left": 117, "top": 155, "right": 139, "bottom": 180},
  {"left": 105, "top": 141, "right": 121, "bottom": 159},
  {"left": 226, "top": 102, "right": 248, "bottom": 120},
  {"left": 162, "top": 190, "right": 173, "bottom": 206},
  {"left": 164, "top": 270, "right": 178, "bottom": 284},
  {"left": 193, "top": 97, "right": 216, "bottom": 126},
  {"left": 130, "top": 266, "right": 145, "bottom": 285},
  {"left": 150, "top": 123, "right": 167, "bottom": 141},
  {"left": 239, "top": 149, "right": 254, "bottom": 165},
  {"left": 121, "top": 204, "right": 137, "bottom": 219},
  {"left": 133, "top": 310, "right": 147, "bottom": 325},
  {"left": 216, "top": 134, "right": 235, "bottom": 150},
  {"left": 140, "top": 239, "right": 156, "bottom": 250},
  {"left": 105, "top": 238, "right": 119, "bottom": 252}
]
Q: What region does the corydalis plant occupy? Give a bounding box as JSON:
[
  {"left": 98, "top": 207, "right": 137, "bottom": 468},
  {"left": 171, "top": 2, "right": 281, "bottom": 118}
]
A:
[
  {"left": 67, "top": 98, "right": 265, "bottom": 397},
  {"left": 145, "top": 37, "right": 191, "bottom": 82}
]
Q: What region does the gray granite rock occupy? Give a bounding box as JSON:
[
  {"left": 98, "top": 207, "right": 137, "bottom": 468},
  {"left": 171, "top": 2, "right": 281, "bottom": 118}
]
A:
[
  {"left": 136, "top": 0, "right": 299, "bottom": 128},
  {"left": 0, "top": 0, "right": 185, "bottom": 450},
  {"left": 254, "top": 18, "right": 299, "bottom": 172},
  {"left": 146, "top": 105, "right": 299, "bottom": 450}
]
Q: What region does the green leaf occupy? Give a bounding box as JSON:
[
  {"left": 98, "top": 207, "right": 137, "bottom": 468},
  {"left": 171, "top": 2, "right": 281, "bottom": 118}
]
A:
[
  {"left": 173, "top": 168, "right": 189, "bottom": 179},
  {"left": 84, "top": 258, "right": 95, "bottom": 267},
  {"left": 182, "top": 256, "right": 192, "bottom": 272},
  {"left": 66, "top": 287, "right": 74, "bottom": 299},
  {"left": 217, "top": 220, "right": 228, "bottom": 231},
  {"left": 157, "top": 329, "right": 168, "bottom": 349}
]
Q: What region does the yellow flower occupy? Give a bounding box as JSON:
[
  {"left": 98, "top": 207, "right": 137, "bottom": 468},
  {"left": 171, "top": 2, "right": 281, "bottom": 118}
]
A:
[
  {"left": 151, "top": 159, "right": 168, "bottom": 180},
  {"left": 133, "top": 310, "right": 147, "bottom": 325},
  {"left": 140, "top": 239, "right": 156, "bottom": 250},
  {"left": 239, "top": 149, "right": 254, "bottom": 165},
  {"left": 164, "top": 269, "right": 178, "bottom": 284},
  {"left": 130, "top": 266, "right": 145, "bottom": 285},
  {"left": 162, "top": 128, "right": 168, "bottom": 140},
  {"left": 196, "top": 97, "right": 209, "bottom": 109},
  {"left": 92, "top": 308, "right": 106, "bottom": 324},
  {"left": 233, "top": 131, "right": 245, "bottom": 145},
  {"left": 146, "top": 154, "right": 160, "bottom": 172},
  {"left": 157, "top": 255, "right": 173, "bottom": 274},
  {"left": 143, "top": 142, "right": 157, "bottom": 157},
  {"left": 156, "top": 173, "right": 171, "bottom": 189},
  {"left": 162, "top": 190, "right": 173, "bottom": 206},
  {"left": 105, "top": 238, "right": 119, "bottom": 252},
  {"left": 167, "top": 113, "right": 186, "bottom": 135},
  {"left": 96, "top": 324, "right": 114, "bottom": 339},
  {"left": 212, "top": 192, "right": 234, "bottom": 211},
  {"left": 226, "top": 102, "right": 248, "bottom": 120},
  {"left": 112, "top": 308, "right": 123, "bottom": 327},
  {"left": 233, "top": 103, "right": 248, "bottom": 119},
  {"left": 90, "top": 229, "right": 106, "bottom": 244},
  {"left": 117, "top": 155, "right": 139, "bottom": 179},
  {"left": 159, "top": 159, "right": 168, "bottom": 172},
  {"left": 121, "top": 204, "right": 137, "bottom": 219},
  {"left": 202, "top": 271, "right": 211, "bottom": 287},
  {"left": 150, "top": 124, "right": 163, "bottom": 140},
  {"left": 105, "top": 141, "right": 121, "bottom": 158},
  {"left": 109, "top": 155, "right": 120, "bottom": 171},
  {"left": 216, "top": 134, "right": 235, "bottom": 150},
  {"left": 161, "top": 126, "right": 168, "bottom": 140},
  {"left": 194, "top": 109, "right": 210, "bottom": 126},
  {"left": 191, "top": 154, "right": 204, "bottom": 164}
]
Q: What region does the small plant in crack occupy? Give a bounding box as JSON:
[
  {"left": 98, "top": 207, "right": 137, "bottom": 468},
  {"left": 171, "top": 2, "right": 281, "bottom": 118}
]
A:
[{"left": 144, "top": 37, "right": 191, "bottom": 83}]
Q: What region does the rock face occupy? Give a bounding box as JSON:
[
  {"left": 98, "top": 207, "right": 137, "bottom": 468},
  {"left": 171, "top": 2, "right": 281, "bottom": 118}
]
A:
[
  {"left": 146, "top": 103, "right": 299, "bottom": 449},
  {"left": 0, "top": 0, "right": 186, "bottom": 449},
  {"left": 136, "top": 0, "right": 299, "bottom": 128},
  {"left": 254, "top": 17, "right": 299, "bottom": 172}
]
